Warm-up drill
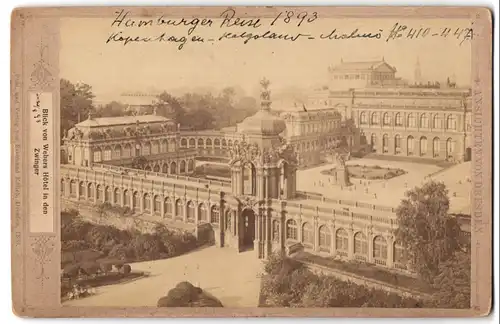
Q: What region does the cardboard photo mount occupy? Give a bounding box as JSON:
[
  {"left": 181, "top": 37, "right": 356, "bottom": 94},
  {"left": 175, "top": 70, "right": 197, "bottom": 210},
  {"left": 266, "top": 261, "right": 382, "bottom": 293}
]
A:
[{"left": 10, "top": 6, "right": 493, "bottom": 318}]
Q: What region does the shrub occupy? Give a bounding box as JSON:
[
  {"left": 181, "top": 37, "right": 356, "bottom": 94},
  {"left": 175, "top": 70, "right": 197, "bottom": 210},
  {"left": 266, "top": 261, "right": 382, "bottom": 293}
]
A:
[
  {"left": 80, "top": 261, "right": 100, "bottom": 277},
  {"left": 120, "top": 264, "right": 132, "bottom": 275},
  {"left": 157, "top": 281, "right": 223, "bottom": 307},
  {"left": 99, "top": 262, "right": 112, "bottom": 274}
]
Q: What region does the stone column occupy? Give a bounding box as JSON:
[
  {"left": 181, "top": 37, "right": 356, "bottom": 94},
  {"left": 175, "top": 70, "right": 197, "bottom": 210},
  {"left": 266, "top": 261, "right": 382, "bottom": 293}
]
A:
[
  {"left": 314, "top": 218, "right": 320, "bottom": 252},
  {"left": 367, "top": 231, "right": 374, "bottom": 263},
  {"left": 150, "top": 194, "right": 154, "bottom": 216},
  {"left": 387, "top": 235, "right": 394, "bottom": 268},
  {"left": 194, "top": 204, "right": 199, "bottom": 225},
  {"left": 160, "top": 196, "right": 165, "bottom": 218},
  {"left": 330, "top": 225, "right": 336, "bottom": 256},
  {"left": 347, "top": 229, "right": 354, "bottom": 260},
  {"left": 139, "top": 192, "right": 144, "bottom": 213},
  {"left": 183, "top": 201, "right": 187, "bottom": 223}
]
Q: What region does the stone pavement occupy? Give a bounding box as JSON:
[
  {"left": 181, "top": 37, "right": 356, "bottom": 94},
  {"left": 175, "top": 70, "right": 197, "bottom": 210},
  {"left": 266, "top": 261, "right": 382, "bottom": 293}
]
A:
[
  {"left": 63, "top": 246, "right": 265, "bottom": 307},
  {"left": 296, "top": 159, "right": 471, "bottom": 214}
]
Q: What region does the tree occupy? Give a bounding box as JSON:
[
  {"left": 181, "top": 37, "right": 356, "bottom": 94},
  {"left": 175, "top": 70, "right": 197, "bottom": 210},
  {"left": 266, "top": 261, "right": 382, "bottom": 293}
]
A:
[
  {"left": 96, "top": 101, "right": 127, "bottom": 117},
  {"left": 429, "top": 250, "right": 471, "bottom": 309},
  {"left": 60, "top": 79, "right": 95, "bottom": 137},
  {"left": 395, "top": 181, "right": 463, "bottom": 282},
  {"left": 154, "top": 92, "right": 184, "bottom": 122}
]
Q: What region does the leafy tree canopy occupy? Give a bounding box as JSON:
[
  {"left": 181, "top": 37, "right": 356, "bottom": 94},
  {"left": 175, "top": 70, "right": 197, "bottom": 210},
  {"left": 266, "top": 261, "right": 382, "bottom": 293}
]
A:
[{"left": 395, "top": 181, "right": 463, "bottom": 282}]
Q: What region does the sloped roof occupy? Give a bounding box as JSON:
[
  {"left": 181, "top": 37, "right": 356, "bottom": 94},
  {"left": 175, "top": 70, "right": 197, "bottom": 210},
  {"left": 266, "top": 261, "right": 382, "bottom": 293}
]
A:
[
  {"left": 330, "top": 60, "right": 397, "bottom": 73},
  {"left": 76, "top": 115, "right": 170, "bottom": 128}
]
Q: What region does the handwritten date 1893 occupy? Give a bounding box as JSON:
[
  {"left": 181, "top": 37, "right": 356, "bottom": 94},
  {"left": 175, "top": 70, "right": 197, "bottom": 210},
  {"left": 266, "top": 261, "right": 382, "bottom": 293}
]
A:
[{"left": 270, "top": 11, "right": 318, "bottom": 27}]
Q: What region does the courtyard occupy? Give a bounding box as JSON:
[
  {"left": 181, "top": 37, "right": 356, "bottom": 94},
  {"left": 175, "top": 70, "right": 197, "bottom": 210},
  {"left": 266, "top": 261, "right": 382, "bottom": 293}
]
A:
[
  {"left": 296, "top": 158, "right": 471, "bottom": 214},
  {"left": 63, "top": 246, "right": 264, "bottom": 308}
]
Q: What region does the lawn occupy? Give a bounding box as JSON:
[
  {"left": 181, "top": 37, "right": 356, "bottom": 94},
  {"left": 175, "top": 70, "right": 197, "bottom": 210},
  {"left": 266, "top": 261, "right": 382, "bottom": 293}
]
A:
[
  {"left": 293, "top": 251, "right": 434, "bottom": 294},
  {"left": 321, "top": 164, "right": 406, "bottom": 180}
]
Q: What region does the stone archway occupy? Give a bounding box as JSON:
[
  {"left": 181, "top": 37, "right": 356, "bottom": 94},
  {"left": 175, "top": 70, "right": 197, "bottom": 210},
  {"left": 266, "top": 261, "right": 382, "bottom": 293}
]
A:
[{"left": 241, "top": 208, "right": 256, "bottom": 250}]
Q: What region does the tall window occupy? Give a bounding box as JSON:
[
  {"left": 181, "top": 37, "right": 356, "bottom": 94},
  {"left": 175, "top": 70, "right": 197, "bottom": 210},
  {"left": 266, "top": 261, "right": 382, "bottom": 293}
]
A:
[
  {"left": 318, "top": 226, "right": 331, "bottom": 251},
  {"left": 446, "top": 138, "right": 455, "bottom": 157},
  {"left": 113, "top": 146, "right": 121, "bottom": 159},
  {"left": 286, "top": 219, "right": 298, "bottom": 240},
  {"left": 105, "top": 186, "right": 111, "bottom": 202},
  {"left": 446, "top": 115, "right": 456, "bottom": 130},
  {"left": 143, "top": 143, "right": 151, "bottom": 155},
  {"left": 123, "top": 144, "right": 131, "bottom": 158},
  {"left": 96, "top": 185, "right": 103, "bottom": 201},
  {"left": 69, "top": 180, "right": 77, "bottom": 198},
  {"left": 93, "top": 149, "right": 102, "bottom": 162},
  {"left": 143, "top": 194, "right": 151, "bottom": 212},
  {"left": 175, "top": 199, "right": 183, "bottom": 219},
  {"left": 354, "top": 232, "right": 368, "bottom": 255},
  {"left": 407, "top": 113, "right": 416, "bottom": 128},
  {"left": 420, "top": 114, "right": 429, "bottom": 128},
  {"left": 383, "top": 113, "right": 391, "bottom": 126},
  {"left": 433, "top": 137, "right": 440, "bottom": 157},
  {"left": 186, "top": 201, "right": 195, "bottom": 223},
  {"left": 164, "top": 197, "right": 172, "bottom": 217},
  {"left": 79, "top": 182, "right": 85, "bottom": 198},
  {"left": 210, "top": 205, "right": 220, "bottom": 224},
  {"left": 161, "top": 140, "right": 168, "bottom": 153},
  {"left": 301, "top": 222, "right": 314, "bottom": 247},
  {"left": 433, "top": 114, "right": 442, "bottom": 129},
  {"left": 394, "top": 135, "right": 401, "bottom": 154},
  {"left": 114, "top": 188, "right": 120, "bottom": 205},
  {"left": 373, "top": 236, "right": 388, "bottom": 260},
  {"left": 407, "top": 136, "right": 415, "bottom": 156},
  {"left": 153, "top": 195, "right": 161, "bottom": 213},
  {"left": 133, "top": 192, "right": 140, "bottom": 210},
  {"left": 371, "top": 112, "right": 379, "bottom": 125},
  {"left": 198, "top": 204, "right": 207, "bottom": 223},
  {"left": 382, "top": 134, "right": 389, "bottom": 153},
  {"left": 420, "top": 136, "right": 428, "bottom": 156},
  {"left": 336, "top": 228, "right": 349, "bottom": 253},
  {"left": 103, "top": 147, "right": 112, "bottom": 161},
  {"left": 151, "top": 141, "right": 159, "bottom": 154},
  {"left": 123, "top": 189, "right": 129, "bottom": 207},
  {"left": 395, "top": 113, "right": 403, "bottom": 126},
  {"left": 360, "top": 112, "right": 367, "bottom": 124}
]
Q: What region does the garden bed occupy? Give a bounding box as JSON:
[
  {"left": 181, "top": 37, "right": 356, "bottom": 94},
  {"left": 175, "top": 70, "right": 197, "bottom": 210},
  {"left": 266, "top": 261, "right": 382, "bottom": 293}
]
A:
[
  {"left": 293, "top": 251, "right": 434, "bottom": 294},
  {"left": 321, "top": 164, "right": 406, "bottom": 180}
]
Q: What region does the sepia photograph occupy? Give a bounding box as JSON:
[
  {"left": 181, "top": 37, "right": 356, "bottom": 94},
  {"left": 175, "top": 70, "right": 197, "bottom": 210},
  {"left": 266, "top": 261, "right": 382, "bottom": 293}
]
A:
[
  {"left": 57, "top": 10, "right": 475, "bottom": 310},
  {"left": 10, "top": 5, "right": 493, "bottom": 318}
]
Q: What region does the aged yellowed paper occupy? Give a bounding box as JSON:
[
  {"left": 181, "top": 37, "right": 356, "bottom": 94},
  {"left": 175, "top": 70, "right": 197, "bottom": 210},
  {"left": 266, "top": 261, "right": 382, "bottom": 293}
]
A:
[{"left": 11, "top": 6, "right": 492, "bottom": 318}]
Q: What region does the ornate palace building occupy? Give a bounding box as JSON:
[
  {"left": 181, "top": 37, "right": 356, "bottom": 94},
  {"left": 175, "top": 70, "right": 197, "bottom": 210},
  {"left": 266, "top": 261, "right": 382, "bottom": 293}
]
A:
[
  {"left": 61, "top": 79, "right": 413, "bottom": 272},
  {"left": 309, "top": 58, "right": 472, "bottom": 162}
]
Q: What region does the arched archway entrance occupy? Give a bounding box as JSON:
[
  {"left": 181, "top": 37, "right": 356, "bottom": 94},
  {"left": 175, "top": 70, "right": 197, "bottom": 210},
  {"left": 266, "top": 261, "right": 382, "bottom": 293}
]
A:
[{"left": 241, "top": 208, "right": 256, "bottom": 250}]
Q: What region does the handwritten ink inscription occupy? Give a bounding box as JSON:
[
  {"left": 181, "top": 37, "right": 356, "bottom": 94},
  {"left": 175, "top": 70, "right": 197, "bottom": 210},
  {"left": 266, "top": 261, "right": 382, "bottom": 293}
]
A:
[
  {"left": 29, "top": 92, "right": 54, "bottom": 233},
  {"left": 105, "top": 9, "right": 475, "bottom": 50}
]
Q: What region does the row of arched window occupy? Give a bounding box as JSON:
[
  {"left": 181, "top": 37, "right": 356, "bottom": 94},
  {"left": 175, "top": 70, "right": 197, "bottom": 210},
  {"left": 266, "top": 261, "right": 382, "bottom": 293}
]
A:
[
  {"left": 180, "top": 137, "right": 232, "bottom": 149},
  {"left": 300, "top": 120, "right": 340, "bottom": 135},
  {"left": 359, "top": 111, "right": 458, "bottom": 130},
  {"left": 366, "top": 134, "right": 456, "bottom": 157},
  {"left": 284, "top": 219, "right": 405, "bottom": 263},
  {"left": 61, "top": 179, "right": 221, "bottom": 224},
  {"left": 91, "top": 139, "right": 177, "bottom": 163}
]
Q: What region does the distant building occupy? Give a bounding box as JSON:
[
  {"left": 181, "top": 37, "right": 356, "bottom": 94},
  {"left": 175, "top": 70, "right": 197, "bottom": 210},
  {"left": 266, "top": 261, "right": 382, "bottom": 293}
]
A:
[
  {"left": 310, "top": 59, "right": 472, "bottom": 162},
  {"left": 119, "top": 91, "right": 160, "bottom": 115}
]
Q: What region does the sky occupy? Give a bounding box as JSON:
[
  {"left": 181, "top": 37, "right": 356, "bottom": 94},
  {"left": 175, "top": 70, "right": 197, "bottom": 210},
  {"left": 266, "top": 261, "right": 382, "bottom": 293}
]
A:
[{"left": 60, "top": 12, "right": 472, "bottom": 102}]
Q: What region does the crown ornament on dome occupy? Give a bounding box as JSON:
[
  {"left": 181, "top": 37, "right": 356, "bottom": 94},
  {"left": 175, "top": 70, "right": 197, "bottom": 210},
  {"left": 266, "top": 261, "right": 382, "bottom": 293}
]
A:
[{"left": 260, "top": 77, "right": 272, "bottom": 111}]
